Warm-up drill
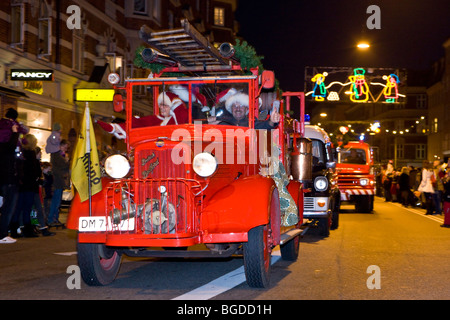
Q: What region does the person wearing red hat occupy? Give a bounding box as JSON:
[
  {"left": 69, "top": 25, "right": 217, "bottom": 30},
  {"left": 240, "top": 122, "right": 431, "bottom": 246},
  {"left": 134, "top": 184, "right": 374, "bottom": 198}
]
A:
[
  {"left": 208, "top": 90, "right": 280, "bottom": 129},
  {"left": 97, "top": 91, "right": 188, "bottom": 139},
  {"left": 170, "top": 85, "right": 210, "bottom": 119}
]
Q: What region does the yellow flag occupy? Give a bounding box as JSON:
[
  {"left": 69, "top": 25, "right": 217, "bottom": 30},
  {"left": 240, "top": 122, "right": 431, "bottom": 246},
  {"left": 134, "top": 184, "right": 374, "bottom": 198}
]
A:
[{"left": 71, "top": 103, "right": 102, "bottom": 202}]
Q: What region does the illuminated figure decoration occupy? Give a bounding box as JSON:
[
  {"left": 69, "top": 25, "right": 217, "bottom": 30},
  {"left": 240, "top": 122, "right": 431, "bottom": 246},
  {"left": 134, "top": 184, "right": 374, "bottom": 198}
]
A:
[
  {"left": 311, "top": 72, "right": 328, "bottom": 101},
  {"left": 347, "top": 68, "right": 370, "bottom": 102},
  {"left": 382, "top": 74, "right": 400, "bottom": 103},
  {"left": 327, "top": 91, "right": 339, "bottom": 101}
]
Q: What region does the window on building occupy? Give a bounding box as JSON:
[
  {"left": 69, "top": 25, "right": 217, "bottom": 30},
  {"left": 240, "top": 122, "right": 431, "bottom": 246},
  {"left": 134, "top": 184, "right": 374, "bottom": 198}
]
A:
[
  {"left": 214, "top": 7, "right": 225, "bottom": 26},
  {"left": 416, "top": 94, "right": 426, "bottom": 109},
  {"left": 396, "top": 144, "right": 404, "bottom": 159},
  {"left": 134, "top": 0, "right": 147, "bottom": 15},
  {"left": 416, "top": 144, "right": 426, "bottom": 160},
  {"left": 72, "top": 29, "right": 84, "bottom": 73},
  {"left": 152, "top": 0, "right": 161, "bottom": 21},
  {"left": 11, "top": 4, "right": 25, "bottom": 49},
  {"left": 38, "top": 18, "right": 51, "bottom": 57}
]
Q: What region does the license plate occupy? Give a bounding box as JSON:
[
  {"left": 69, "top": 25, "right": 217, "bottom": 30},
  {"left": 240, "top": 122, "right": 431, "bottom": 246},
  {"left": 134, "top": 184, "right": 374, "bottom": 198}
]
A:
[{"left": 79, "top": 217, "right": 135, "bottom": 232}]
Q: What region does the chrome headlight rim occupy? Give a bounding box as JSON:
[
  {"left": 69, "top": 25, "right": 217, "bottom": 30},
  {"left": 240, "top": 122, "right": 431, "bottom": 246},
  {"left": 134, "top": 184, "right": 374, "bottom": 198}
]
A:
[
  {"left": 192, "top": 152, "right": 218, "bottom": 178},
  {"left": 314, "top": 176, "right": 328, "bottom": 191},
  {"left": 104, "top": 154, "right": 131, "bottom": 179}
]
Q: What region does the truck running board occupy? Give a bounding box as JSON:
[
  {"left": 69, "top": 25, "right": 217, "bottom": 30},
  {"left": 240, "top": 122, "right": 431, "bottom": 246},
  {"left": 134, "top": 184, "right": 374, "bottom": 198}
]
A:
[{"left": 279, "top": 229, "right": 303, "bottom": 245}]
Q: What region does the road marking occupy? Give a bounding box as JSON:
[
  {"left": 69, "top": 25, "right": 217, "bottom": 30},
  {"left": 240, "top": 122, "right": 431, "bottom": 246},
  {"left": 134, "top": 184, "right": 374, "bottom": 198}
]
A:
[
  {"left": 54, "top": 251, "right": 78, "bottom": 256},
  {"left": 172, "top": 250, "right": 282, "bottom": 300}
]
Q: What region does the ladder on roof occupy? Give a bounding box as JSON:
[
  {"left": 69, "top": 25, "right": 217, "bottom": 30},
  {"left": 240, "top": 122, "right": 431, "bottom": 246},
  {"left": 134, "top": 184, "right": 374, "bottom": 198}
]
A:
[{"left": 138, "top": 19, "right": 239, "bottom": 73}]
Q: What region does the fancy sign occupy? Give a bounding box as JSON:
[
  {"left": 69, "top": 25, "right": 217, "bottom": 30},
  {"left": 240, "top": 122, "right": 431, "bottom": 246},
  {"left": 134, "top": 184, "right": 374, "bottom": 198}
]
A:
[{"left": 10, "top": 69, "right": 54, "bottom": 81}]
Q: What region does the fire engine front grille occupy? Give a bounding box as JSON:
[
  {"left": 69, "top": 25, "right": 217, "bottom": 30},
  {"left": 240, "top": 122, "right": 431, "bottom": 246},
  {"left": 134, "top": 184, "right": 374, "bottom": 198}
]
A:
[
  {"left": 137, "top": 148, "right": 187, "bottom": 179},
  {"left": 105, "top": 179, "right": 202, "bottom": 236},
  {"left": 337, "top": 173, "right": 365, "bottom": 187}
]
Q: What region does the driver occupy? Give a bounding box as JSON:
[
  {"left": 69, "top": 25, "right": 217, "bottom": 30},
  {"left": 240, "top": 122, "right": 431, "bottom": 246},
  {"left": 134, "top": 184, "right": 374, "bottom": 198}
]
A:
[
  {"left": 208, "top": 92, "right": 280, "bottom": 129},
  {"left": 344, "top": 149, "right": 365, "bottom": 164}
]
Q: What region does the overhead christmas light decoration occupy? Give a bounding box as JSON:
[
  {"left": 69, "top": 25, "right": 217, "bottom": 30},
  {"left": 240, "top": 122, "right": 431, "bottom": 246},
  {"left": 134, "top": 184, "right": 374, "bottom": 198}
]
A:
[{"left": 305, "top": 67, "right": 406, "bottom": 103}]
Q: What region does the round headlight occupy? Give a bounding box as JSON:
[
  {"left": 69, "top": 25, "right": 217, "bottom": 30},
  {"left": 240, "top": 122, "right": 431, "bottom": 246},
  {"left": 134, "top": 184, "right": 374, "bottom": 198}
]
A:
[
  {"left": 193, "top": 153, "right": 217, "bottom": 177},
  {"left": 314, "top": 176, "right": 328, "bottom": 191},
  {"left": 104, "top": 154, "right": 130, "bottom": 179},
  {"left": 360, "top": 178, "right": 369, "bottom": 186}
]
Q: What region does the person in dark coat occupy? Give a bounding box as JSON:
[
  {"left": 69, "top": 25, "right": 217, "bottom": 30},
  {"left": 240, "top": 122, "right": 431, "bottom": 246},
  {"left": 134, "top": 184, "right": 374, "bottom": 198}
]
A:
[
  {"left": 0, "top": 110, "right": 22, "bottom": 243},
  {"left": 48, "top": 139, "right": 70, "bottom": 226},
  {"left": 10, "top": 134, "right": 42, "bottom": 237},
  {"left": 398, "top": 167, "right": 411, "bottom": 207}
]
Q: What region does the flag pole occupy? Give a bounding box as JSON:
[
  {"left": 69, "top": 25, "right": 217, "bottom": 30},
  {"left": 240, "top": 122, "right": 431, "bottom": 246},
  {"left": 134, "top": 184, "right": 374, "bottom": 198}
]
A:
[{"left": 86, "top": 102, "right": 92, "bottom": 217}]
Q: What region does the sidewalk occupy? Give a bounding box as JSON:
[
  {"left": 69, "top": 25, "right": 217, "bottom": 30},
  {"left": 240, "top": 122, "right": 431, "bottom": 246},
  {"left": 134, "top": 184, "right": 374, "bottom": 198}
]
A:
[{"left": 376, "top": 196, "right": 445, "bottom": 225}]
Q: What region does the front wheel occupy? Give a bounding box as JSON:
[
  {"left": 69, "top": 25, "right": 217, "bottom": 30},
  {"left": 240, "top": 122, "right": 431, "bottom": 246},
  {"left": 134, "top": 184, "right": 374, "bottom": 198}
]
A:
[
  {"left": 243, "top": 224, "right": 272, "bottom": 288},
  {"left": 77, "top": 241, "right": 122, "bottom": 286}
]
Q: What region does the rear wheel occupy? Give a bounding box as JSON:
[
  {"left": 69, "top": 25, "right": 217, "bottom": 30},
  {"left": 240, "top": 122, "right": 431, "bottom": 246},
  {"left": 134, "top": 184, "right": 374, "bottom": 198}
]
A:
[
  {"left": 77, "top": 241, "right": 122, "bottom": 286},
  {"left": 243, "top": 224, "right": 272, "bottom": 288}
]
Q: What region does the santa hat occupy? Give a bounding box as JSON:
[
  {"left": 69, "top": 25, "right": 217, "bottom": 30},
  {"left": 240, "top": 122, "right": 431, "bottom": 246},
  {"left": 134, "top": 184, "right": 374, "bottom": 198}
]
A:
[
  {"left": 169, "top": 85, "right": 194, "bottom": 104},
  {"left": 196, "top": 92, "right": 210, "bottom": 112},
  {"left": 225, "top": 93, "right": 249, "bottom": 115},
  {"left": 215, "top": 88, "right": 237, "bottom": 105},
  {"left": 158, "top": 91, "right": 183, "bottom": 111}
]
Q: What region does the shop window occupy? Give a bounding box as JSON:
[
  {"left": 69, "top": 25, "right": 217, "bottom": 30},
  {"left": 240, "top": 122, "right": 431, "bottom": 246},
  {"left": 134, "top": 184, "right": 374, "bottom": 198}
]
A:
[{"left": 17, "top": 105, "right": 52, "bottom": 162}]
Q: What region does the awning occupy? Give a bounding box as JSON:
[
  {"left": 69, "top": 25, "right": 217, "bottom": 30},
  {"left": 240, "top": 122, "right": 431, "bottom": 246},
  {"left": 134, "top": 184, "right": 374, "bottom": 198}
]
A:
[{"left": 0, "top": 85, "right": 28, "bottom": 98}]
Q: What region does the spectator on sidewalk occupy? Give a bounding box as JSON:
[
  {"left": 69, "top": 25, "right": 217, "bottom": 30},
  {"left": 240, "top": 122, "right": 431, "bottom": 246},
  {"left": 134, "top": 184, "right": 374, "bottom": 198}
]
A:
[
  {"left": 48, "top": 139, "right": 70, "bottom": 227},
  {"left": 0, "top": 109, "right": 22, "bottom": 244}
]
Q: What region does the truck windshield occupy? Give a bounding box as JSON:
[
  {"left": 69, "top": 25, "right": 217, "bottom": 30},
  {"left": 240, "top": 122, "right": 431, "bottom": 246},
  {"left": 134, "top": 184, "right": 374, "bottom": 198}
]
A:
[
  {"left": 130, "top": 81, "right": 253, "bottom": 128},
  {"left": 338, "top": 148, "right": 367, "bottom": 164},
  {"left": 311, "top": 139, "right": 326, "bottom": 167}
]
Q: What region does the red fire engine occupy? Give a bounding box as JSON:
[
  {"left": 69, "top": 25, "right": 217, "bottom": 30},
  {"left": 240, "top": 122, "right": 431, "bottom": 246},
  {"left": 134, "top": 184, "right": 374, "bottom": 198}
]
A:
[
  {"left": 66, "top": 20, "right": 309, "bottom": 288},
  {"left": 336, "top": 140, "right": 375, "bottom": 213}
]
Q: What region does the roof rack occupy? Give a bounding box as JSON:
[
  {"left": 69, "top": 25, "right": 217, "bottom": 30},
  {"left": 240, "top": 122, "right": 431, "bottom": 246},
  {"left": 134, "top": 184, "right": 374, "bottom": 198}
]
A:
[{"left": 139, "top": 19, "right": 240, "bottom": 74}]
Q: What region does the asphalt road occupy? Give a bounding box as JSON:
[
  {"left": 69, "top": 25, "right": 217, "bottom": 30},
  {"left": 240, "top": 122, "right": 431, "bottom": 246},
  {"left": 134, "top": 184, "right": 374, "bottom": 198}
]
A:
[{"left": 1, "top": 197, "right": 449, "bottom": 301}]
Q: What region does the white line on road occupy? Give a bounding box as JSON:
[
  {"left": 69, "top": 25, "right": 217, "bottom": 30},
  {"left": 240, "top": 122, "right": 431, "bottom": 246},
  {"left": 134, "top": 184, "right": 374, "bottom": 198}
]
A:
[
  {"left": 53, "top": 251, "right": 78, "bottom": 256},
  {"left": 172, "top": 250, "right": 282, "bottom": 300}
]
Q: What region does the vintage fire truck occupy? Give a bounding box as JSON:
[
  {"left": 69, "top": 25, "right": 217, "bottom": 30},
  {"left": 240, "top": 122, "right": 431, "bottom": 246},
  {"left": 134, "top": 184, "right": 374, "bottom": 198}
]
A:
[
  {"left": 336, "top": 140, "right": 375, "bottom": 213},
  {"left": 66, "top": 20, "right": 309, "bottom": 288}
]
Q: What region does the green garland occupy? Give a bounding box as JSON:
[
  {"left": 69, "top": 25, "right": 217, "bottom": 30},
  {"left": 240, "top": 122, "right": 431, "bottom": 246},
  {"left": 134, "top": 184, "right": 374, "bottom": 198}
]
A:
[
  {"left": 233, "top": 39, "right": 264, "bottom": 74},
  {"left": 133, "top": 45, "right": 166, "bottom": 74}
]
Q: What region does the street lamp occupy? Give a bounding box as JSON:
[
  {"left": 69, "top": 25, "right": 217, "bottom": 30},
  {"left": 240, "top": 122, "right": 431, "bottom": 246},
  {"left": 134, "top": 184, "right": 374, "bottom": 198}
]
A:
[{"left": 357, "top": 41, "right": 370, "bottom": 49}]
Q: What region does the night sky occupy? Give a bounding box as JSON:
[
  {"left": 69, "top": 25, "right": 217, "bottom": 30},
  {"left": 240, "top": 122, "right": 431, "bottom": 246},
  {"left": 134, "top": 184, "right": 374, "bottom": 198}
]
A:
[{"left": 235, "top": 0, "right": 450, "bottom": 92}]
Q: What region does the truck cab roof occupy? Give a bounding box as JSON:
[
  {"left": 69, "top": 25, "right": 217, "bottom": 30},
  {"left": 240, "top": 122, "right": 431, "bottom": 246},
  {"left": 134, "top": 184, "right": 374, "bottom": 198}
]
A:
[{"left": 304, "top": 124, "right": 330, "bottom": 143}]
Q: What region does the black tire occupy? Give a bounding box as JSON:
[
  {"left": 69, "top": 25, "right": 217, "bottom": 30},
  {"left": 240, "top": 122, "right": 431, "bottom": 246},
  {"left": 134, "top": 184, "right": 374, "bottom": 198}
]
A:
[
  {"left": 280, "top": 232, "right": 300, "bottom": 261},
  {"left": 355, "top": 195, "right": 372, "bottom": 213},
  {"left": 317, "top": 216, "right": 331, "bottom": 237},
  {"left": 77, "top": 242, "right": 122, "bottom": 286},
  {"left": 243, "top": 224, "right": 271, "bottom": 288}
]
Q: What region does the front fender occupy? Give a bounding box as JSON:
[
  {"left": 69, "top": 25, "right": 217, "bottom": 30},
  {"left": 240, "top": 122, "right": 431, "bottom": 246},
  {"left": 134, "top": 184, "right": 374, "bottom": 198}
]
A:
[
  {"left": 201, "top": 175, "right": 280, "bottom": 236},
  {"left": 66, "top": 177, "right": 113, "bottom": 230}
]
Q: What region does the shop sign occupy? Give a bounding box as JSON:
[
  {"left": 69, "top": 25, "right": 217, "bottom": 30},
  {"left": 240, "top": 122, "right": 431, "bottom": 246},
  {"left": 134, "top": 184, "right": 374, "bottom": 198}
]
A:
[
  {"left": 11, "top": 69, "right": 54, "bottom": 81},
  {"left": 75, "top": 89, "right": 115, "bottom": 101}
]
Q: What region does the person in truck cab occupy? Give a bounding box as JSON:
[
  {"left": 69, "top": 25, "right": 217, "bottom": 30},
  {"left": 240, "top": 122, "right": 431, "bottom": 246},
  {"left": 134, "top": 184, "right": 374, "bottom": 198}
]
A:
[
  {"left": 343, "top": 149, "right": 365, "bottom": 164},
  {"left": 208, "top": 92, "right": 280, "bottom": 129},
  {"left": 97, "top": 91, "right": 188, "bottom": 139}
]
